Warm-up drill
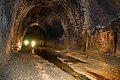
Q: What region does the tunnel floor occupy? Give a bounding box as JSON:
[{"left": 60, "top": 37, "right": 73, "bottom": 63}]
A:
[{"left": 0, "top": 49, "right": 120, "bottom": 80}]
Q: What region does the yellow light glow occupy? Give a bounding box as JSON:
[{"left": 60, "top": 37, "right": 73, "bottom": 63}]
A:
[
  {"left": 17, "top": 41, "right": 22, "bottom": 50},
  {"left": 24, "top": 40, "right": 29, "bottom": 46},
  {"left": 31, "top": 41, "right": 36, "bottom": 48}
]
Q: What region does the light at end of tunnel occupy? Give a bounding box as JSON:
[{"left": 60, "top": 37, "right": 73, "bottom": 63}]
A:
[
  {"left": 24, "top": 40, "right": 29, "bottom": 46},
  {"left": 31, "top": 41, "right": 36, "bottom": 48}
]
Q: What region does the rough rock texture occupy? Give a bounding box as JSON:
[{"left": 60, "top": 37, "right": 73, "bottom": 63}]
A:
[
  {"left": 0, "top": 52, "right": 76, "bottom": 80},
  {"left": 0, "top": 0, "right": 9, "bottom": 67},
  {"left": 88, "top": 28, "right": 115, "bottom": 54},
  {"left": 111, "top": 18, "right": 120, "bottom": 56},
  {"left": 1, "top": 0, "right": 120, "bottom": 67},
  {"left": 0, "top": 0, "right": 120, "bottom": 80}
]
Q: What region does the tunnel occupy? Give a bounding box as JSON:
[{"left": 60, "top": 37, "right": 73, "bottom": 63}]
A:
[
  {"left": 0, "top": 0, "right": 120, "bottom": 80},
  {"left": 17, "top": 5, "right": 66, "bottom": 51},
  {"left": 22, "top": 22, "right": 64, "bottom": 48}
]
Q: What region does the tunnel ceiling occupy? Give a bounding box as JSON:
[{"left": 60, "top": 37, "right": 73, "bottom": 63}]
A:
[
  {"left": 17, "top": 0, "right": 120, "bottom": 35},
  {"left": 1, "top": 0, "right": 120, "bottom": 79},
  {"left": 1, "top": 0, "right": 120, "bottom": 55},
  {"left": 11, "top": 0, "right": 120, "bottom": 51},
  {"left": 19, "top": 4, "right": 64, "bottom": 41},
  {"left": 24, "top": 26, "right": 45, "bottom": 41},
  {"left": 83, "top": 0, "right": 120, "bottom": 28}
]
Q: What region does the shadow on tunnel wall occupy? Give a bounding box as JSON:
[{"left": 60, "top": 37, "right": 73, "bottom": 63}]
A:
[{"left": 1, "top": 0, "right": 120, "bottom": 67}]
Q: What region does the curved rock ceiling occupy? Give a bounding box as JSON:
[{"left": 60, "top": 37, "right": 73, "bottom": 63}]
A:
[{"left": 0, "top": 0, "right": 120, "bottom": 66}]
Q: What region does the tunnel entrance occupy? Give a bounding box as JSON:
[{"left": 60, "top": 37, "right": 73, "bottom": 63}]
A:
[
  {"left": 22, "top": 21, "right": 64, "bottom": 49},
  {"left": 20, "top": 6, "right": 64, "bottom": 50},
  {"left": 22, "top": 25, "right": 45, "bottom": 48}
]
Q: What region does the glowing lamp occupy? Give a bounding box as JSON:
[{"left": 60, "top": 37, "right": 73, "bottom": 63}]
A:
[
  {"left": 24, "top": 40, "right": 29, "bottom": 46},
  {"left": 31, "top": 41, "right": 36, "bottom": 48}
]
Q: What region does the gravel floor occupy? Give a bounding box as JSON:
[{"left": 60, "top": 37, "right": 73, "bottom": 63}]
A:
[{"left": 0, "top": 52, "right": 76, "bottom": 80}]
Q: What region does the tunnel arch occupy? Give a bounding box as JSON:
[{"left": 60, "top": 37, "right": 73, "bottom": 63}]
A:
[
  {"left": 8, "top": 0, "right": 79, "bottom": 54},
  {"left": 16, "top": 4, "right": 68, "bottom": 51}
]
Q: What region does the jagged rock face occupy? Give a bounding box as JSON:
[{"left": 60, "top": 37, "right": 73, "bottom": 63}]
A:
[
  {"left": 111, "top": 19, "right": 120, "bottom": 56},
  {"left": 118, "top": 31, "right": 120, "bottom": 52},
  {"left": 0, "top": 0, "right": 120, "bottom": 66},
  {"left": 0, "top": 0, "right": 84, "bottom": 66},
  {"left": 82, "top": 0, "right": 120, "bottom": 28},
  {"left": 88, "top": 28, "right": 115, "bottom": 54},
  {"left": 1, "top": 0, "right": 85, "bottom": 51}
]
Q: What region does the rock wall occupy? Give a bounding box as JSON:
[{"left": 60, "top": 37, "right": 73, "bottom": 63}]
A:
[
  {"left": 0, "top": 0, "right": 9, "bottom": 67},
  {"left": 0, "top": 0, "right": 32, "bottom": 67},
  {"left": 111, "top": 19, "right": 120, "bottom": 56},
  {"left": 88, "top": 28, "right": 115, "bottom": 54},
  {"left": 0, "top": 0, "right": 120, "bottom": 67}
]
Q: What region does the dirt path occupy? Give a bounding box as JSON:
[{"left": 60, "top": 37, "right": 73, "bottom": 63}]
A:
[
  {"left": 0, "top": 49, "right": 119, "bottom": 80},
  {"left": 0, "top": 52, "right": 76, "bottom": 80}
]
